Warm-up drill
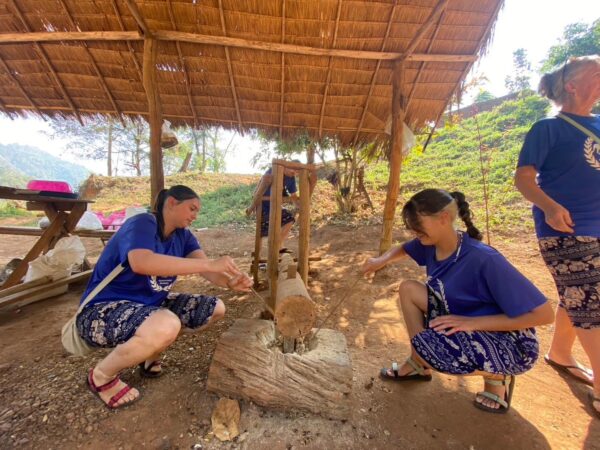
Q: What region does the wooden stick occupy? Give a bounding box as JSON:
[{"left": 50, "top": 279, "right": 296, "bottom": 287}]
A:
[
  {"left": 271, "top": 159, "right": 316, "bottom": 170},
  {"left": 0, "top": 276, "right": 52, "bottom": 297},
  {"left": 298, "top": 169, "right": 311, "bottom": 284},
  {"left": 251, "top": 204, "right": 263, "bottom": 287},
  {"left": 266, "top": 162, "right": 284, "bottom": 311}
]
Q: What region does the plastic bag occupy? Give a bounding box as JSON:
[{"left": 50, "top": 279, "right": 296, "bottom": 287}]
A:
[
  {"left": 161, "top": 120, "right": 179, "bottom": 149},
  {"left": 24, "top": 236, "right": 86, "bottom": 282},
  {"left": 75, "top": 211, "right": 104, "bottom": 231}
]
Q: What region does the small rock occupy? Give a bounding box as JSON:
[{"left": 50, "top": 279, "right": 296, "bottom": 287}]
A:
[
  {"left": 384, "top": 430, "right": 390, "bottom": 436},
  {"left": 0, "top": 363, "right": 11, "bottom": 374},
  {"left": 0, "top": 422, "right": 11, "bottom": 432},
  {"left": 42, "top": 414, "right": 48, "bottom": 423},
  {"left": 85, "top": 425, "right": 93, "bottom": 434}
]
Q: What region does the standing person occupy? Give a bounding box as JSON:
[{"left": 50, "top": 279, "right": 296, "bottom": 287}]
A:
[
  {"left": 515, "top": 55, "right": 600, "bottom": 418},
  {"left": 361, "top": 189, "right": 553, "bottom": 413},
  {"left": 246, "top": 161, "right": 301, "bottom": 250},
  {"left": 76, "top": 185, "right": 253, "bottom": 409}
]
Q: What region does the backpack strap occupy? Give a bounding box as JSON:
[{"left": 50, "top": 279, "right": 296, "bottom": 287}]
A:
[
  {"left": 557, "top": 113, "right": 600, "bottom": 145},
  {"left": 76, "top": 264, "right": 124, "bottom": 315}
]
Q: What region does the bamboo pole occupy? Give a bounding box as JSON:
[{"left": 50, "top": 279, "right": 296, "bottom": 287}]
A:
[
  {"left": 298, "top": 169, "right": 311, "bottom": 284},
  {"left": 142, "top": 37, "right": 164, "bottom": 203},
  {"left": 252, "top": 204, "right": 263, "bottom": 287},
  {"left": 266, "top": 162, "right": 284, "bottom": 310},
  {"left": 379, "top": 60, "right": 406, "bottom": 255}
]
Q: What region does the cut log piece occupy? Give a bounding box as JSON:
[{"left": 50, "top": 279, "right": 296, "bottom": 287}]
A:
[
  {"left": 207, "top": 319, "right": 352, "bottom": 420},
  {"left": 274, "top": 255, "right": 316, "bottom": 338}
]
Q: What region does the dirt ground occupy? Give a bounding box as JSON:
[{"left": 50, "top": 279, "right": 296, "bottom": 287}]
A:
[{"left": 0, "top": 224, "right": 599, "bottom": 450}]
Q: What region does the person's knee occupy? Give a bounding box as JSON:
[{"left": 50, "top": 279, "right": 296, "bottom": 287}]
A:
[
  {"left": 398, "top": 280, "right": 422, "bottom": 304},
  {"left": 210, "top": 300, "right": 226, "bottom": 322},
  {"left": 146, "top": 311, "right": 181, "bottom": 349}
]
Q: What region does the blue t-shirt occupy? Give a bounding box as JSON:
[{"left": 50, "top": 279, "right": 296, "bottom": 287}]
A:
[
  {"left": 80, "top": 213, "right": 201, "bottom": 307},
  {"left": 518, "top": 113, "right": 600, "bottom": 238},
  {"left": 262, "top": 167, "right": 297, "bottom": 210},
  {"left": 403, "top": 234, "right": 546, "bottom": 318}
]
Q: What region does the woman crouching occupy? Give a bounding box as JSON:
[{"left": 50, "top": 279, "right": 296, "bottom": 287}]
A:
[{"left": 362, "top": 189, "right": 554, "bottom": 413}]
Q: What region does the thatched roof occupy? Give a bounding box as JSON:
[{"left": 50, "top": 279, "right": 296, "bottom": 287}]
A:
[{"left": 0, "top": 0, "right": 504, "bottom": 146}]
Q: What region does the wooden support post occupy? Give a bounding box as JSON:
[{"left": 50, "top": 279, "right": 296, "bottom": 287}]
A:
[
  {"left": 379, "top": 60, "right": 406, "bottom": 255},
  {"left": 266, "top": 162, "right": 284, "bottom": 310},
  {"left": 142, "top": 37, "right": 165, "bottom": 204},
  {"left": 251, "top": 203, "right": 263, "bottom": 287},
  {"left": 298, "top": 169, "right": 311, "bottom": 284}
]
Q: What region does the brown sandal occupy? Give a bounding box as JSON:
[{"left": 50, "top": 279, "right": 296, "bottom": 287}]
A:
[{"left": 87, "top": 369, "right": 141, "bottom": 409}]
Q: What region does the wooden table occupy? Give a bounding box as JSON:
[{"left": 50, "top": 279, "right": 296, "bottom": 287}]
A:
[{"left": 0, "top": 186, "right": 91, "bottom": 290}]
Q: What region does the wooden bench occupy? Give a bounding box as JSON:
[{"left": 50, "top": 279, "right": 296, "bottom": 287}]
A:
[{"left": 0, "top": 226, "right": 115, "bottom": 244}]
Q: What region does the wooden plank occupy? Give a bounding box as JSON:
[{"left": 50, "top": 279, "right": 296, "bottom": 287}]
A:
[
  {"left": 124, "top": 0, "right": 152, "bottom": 36},
  {"left": 142, "top": 37, "right": 165, "bottom": 203},
  {"left": 218, "top": 0, "right": 242, "bottom": 129},
  {"left": 0, "top": 211, "right": 67, "bottom": 289},
  {"left": 271, "top": 159, "right": 315, "bottom": 171},
  {"left": 0, "top": 226, "right": 114, "bottom": 239},
  {"left": 0, "top": 270, "right": 92, "bottom": 310},
  {"left": 0, "top": 31, "right": 140, "bottom": 43},
  {"left": 298, "top": 169, "right": 311, "bottom": 284},
  {"left": 379, "top": 61, "right": 405, "bottom": 254},
  {"left": 0, "top": 276, "right": 52, "bottom": 297},
  {"left": 266, "top": 162, "right": 284, "bottom": 311},
  {"left": 251, "top": 204, "right": 263, "bottom": 287},
  {"left": 279, "top": 0, "right": 286, "bottom": 137}
]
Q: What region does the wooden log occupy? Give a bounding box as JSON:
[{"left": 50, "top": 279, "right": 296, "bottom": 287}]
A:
[
  {"left": 274, "top": 254, "right": 316, "bottom": 339},
  {"left": 379, "top": 60, "right": 406, "bottom": 254},
  {"left": 297, "top": 168, "right": 311, "bottom": 284},
  {"left": 266, "top": 162, "right": 284, "bottom": 310},
  {"left": 207, "top": 319, "right": 352, "bottom": 420},
  {"left": 0, "top": 276, "right": 52, "bottom": 296}
]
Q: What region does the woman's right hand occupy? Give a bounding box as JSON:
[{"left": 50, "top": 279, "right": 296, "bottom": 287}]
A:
[
  {"left": 544, "top": 203, "right": 574, "bottom": 233},
  {"left": 361, "top": 256, "right": 385, "bottom": 276},
  {"left": 209, "top": 256, "right": 241, "bottom": 276}
]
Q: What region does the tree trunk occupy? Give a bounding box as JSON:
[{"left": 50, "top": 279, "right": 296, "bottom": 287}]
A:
[
  {"left": 107, "top": 119, "right": 113, "bottom": 177},
  {"left": 179, "top": 151, "right": 192, "bottom": 172}
]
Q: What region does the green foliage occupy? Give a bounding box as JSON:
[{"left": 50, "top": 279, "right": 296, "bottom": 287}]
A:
[
  {"left": 474, "top": 89, "right": 495, "bottom": 103},
  {"left": 541, "top": 19, "right": 600, "bottom": 71},
  {"left": 505, "top": 48, "right": 532, "bottom": 93},
  {"left": 366, "top": 93, "right": 551, "bottom": 234},
  {"left": 193, "top": 183, "right": 255, "bottom": 228},
  {"left": 0, "top": 143, "right": 90, "bottom": 189}
]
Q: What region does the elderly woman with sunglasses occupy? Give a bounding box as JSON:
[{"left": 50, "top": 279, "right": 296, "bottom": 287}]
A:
[
  {"left": 515, "top": 55, "right": 600, "bottom": 418},
  {"left": 362, "top": 189, "right": 553, "bottom": 414}
]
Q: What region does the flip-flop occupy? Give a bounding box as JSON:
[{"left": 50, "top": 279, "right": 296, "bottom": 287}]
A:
[
  {"left": 474, "top": 375, "right": 515, "bottom": 414},
  {"left": 589, "top": 392, "right": 600, "bottom": 419},
  {"left": 138, "top": 360, "right": 163, "bottom": 378},
  {"left": 87, "top": 369, "right": 141, "bottom": 409},
  {"left": 379, "top": 357, "right": 432, "bottom": 382},
  {"left": 544, "top": 355, "right": 593, "bottom": 386}
]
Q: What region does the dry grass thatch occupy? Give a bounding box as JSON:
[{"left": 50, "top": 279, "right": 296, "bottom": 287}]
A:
[{"left": 0, "top": 0, "right": 504, "bottom": 146}]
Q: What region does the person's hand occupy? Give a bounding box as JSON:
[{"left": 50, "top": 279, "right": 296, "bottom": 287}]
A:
[
  {"left": 429, "top": 315, "right": 477, "bottom": 336},
  {"left": 209, "top": 256, "right": 241, "bottom": 277},
  {"left": 226, "top": 273, "right": 253, "bottom": 292},
  {"left": 361, "top": 256, "right": 384, "bottom": 276},
  {"left": 544, "top": 203, "right": 574, "bottom": 233}
]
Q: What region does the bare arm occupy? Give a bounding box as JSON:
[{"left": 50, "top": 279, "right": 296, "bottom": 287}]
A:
[
  {"left": 429, "top": 302, "right": 554, "bottom": 335},
  {"left": 128, "top": 249, "right": 241, "bottom": 278},
  {"left": 186, "top": 249, "right": 251, "bottom": 291},
  {"left": 514, "top": 165, "right": 574, "bottom": 233},
  {"left": 361, "top": 244, "right": 408, "bottom": 275}
]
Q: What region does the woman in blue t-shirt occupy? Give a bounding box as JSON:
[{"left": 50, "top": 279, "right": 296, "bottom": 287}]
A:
[
  {"left": 515, "top": 55, "right": 600, "bottom": 418},
  {"left": 76, "top": 185, "right": 252, "bottom": 409},
  {"left": 362, "top": 189, "right": 553, "bottom": 414}
]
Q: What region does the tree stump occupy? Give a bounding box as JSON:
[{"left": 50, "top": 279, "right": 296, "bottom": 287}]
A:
[{"left": 206, "top": 319, "right": 352, "bottom": 420}]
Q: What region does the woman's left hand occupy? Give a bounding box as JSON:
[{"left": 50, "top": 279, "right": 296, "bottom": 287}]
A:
[
  {"left": 429, "top": 315, "right": 478, "bottom": 336},
  {"left": 226, "top": 273, "right": 253, "bottom": 292}
]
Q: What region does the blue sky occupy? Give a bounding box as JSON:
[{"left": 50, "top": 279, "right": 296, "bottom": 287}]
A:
[{"left": 0, "top": 0, "right": 598, "bottom": 175}]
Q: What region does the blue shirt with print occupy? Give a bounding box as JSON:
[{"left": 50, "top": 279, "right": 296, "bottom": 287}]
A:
[
  {"left": 403, "top": 234, "right": 546, "bottom": 318},
  {"left": 262, "top": 167, "right": 297, "bottom": 210},
  {"left": 80, "top": 213, "right": 201, "bottom": 307},
  {"left": 518, "top": 113, "right": 600, "bottom": 238}
]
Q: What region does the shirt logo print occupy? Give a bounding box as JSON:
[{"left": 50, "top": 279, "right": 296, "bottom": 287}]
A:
[
  {"left": 149, "top": 276, "right": 175, "bottom": 292},
  {"left": 583, "top": 137, "right": 600, "bottom": 171}
]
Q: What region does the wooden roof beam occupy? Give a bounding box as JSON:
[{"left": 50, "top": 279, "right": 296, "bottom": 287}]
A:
[
  {"left": 317, "top": 0, "right": 343, "bottom": 140},
  {"left": 58, "top": 0, "right": 125, "bottom": 126},
  {"left": 167, "top": 0, "right": 198, "bottom": 127},
  {"left": 352, "top": 0, "right": 398, "bottom": 146},
  {"left": 218, "top": 0, "right": 242, "bottom": 129},
  {"left": 399, "top": 0, "right": 449, "bottom": 62},
  {"left": 8, "top": 0, "right": 82, "bottom": 125},
  {"left": 111, "top": 0, "right": 143, "bottom": 79},
  {"left": 279, "top": 0, "right": 286, "bottom": 138},
  {"left": 124, "top": 0, "right": 152, "bottom": 36},
  {"left": 0, "top": 54, "right": 43, "bottom": 116}
]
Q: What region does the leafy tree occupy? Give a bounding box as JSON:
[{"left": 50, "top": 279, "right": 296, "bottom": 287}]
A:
[
  {"left": 504, "top": 48, "right": 532, "bottom": 93},
  {"left": 474, "top": 89, "right": 495, "bottom": 103},
  {"left": 541, "top": 19, "right": 600, "bottom": 71},
  {"left": 174, "top": 126, "right": 236, "bottom": 174}
]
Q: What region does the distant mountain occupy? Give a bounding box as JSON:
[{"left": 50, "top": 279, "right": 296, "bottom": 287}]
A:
[{"left": 0, "top": 143, "right": 90, "bottom": 190}]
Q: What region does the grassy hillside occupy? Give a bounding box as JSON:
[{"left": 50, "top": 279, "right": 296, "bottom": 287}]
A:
[{"left": 366, "top": 93, "right": 551, "bottom": 236}]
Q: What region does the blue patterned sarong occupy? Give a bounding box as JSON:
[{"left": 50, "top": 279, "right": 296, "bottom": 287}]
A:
[{"left": 411, "top": 285, "right": 539, "bottom": 375}]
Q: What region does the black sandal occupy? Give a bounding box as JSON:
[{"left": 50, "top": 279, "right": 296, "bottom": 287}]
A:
[
  {"left": 379, "top": 357, "right": 432, "bottom": 382},
  {"left": 473, "top": 375, "right": 515, "bottom": 414},
  {"left": 138, "top": 360, "right": 163, "bottom": 378}
]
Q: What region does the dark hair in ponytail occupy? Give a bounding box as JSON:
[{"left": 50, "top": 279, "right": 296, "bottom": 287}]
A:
[
  {"left": 152, "top": 185, "right": 199, "bottom": 240},
  {"left": 401, "top": 188, "right": 482, "bottom": 240}
]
